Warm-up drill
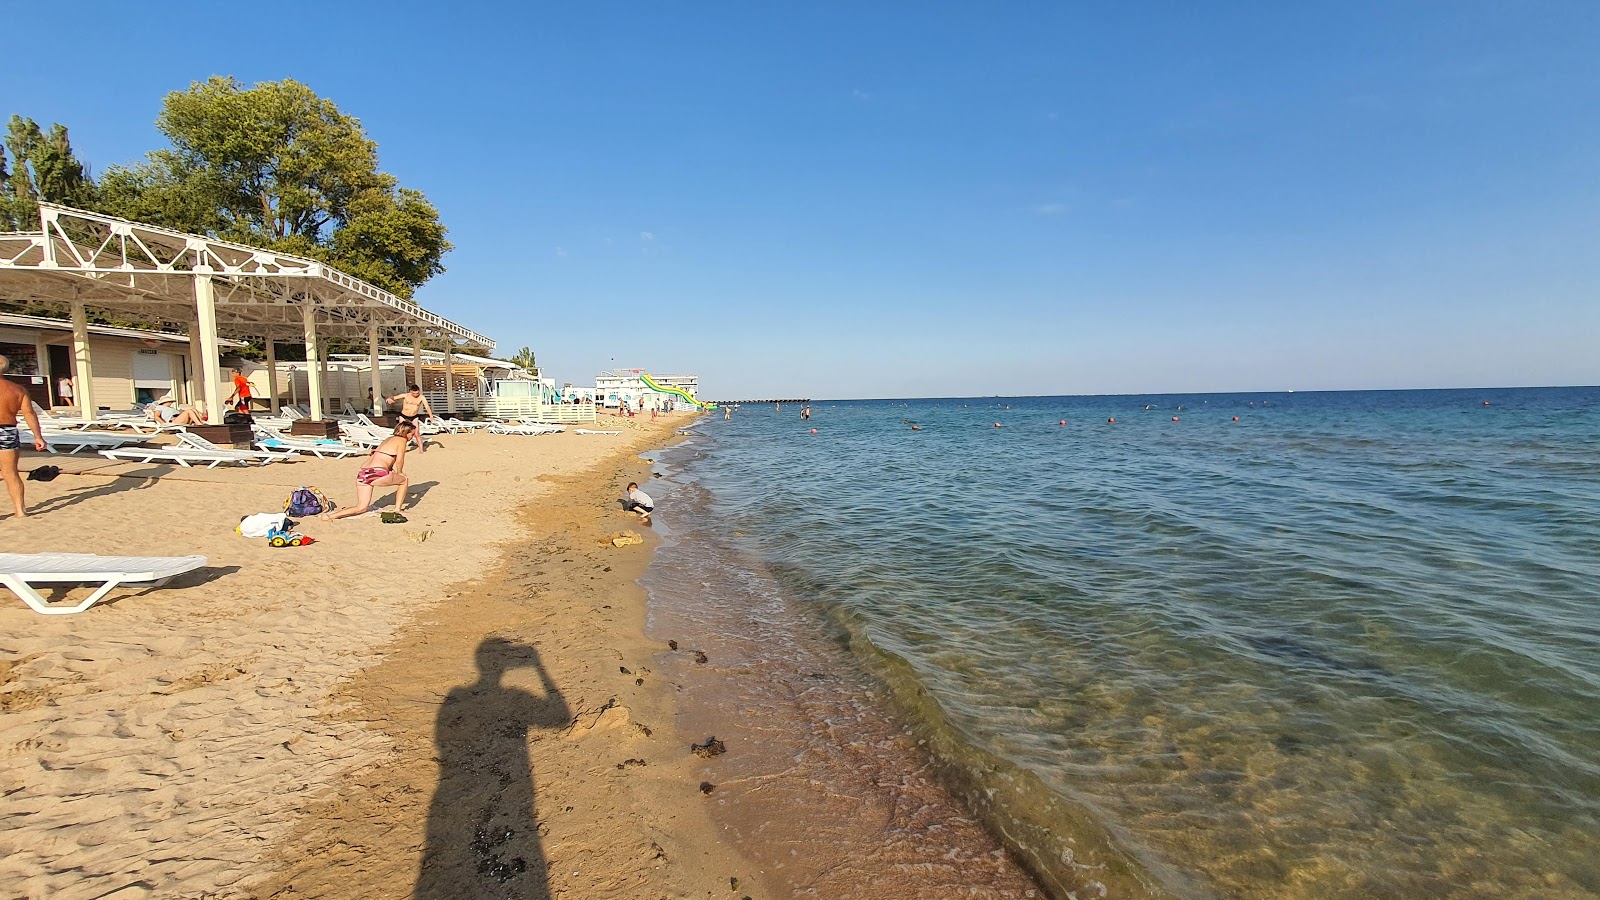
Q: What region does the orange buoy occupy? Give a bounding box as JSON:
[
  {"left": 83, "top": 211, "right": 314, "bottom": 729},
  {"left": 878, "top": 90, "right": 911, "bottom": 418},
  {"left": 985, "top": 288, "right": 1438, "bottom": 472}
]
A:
[
  {"left": 1107, "top": 417, "right": 1115, "bottom": 423},
  {"left": 994, "top": 423, "right": 1002, "bottom": 428},
  {"left": 1232, "top": 417, "right": 1239, "bottom": 422},
  {"left": 1172, "top": 416, "right": 1180, "bottom": 421},
  {"left": 1482, "top": 401, "right": 1491, "bottom": 406},
  {"left": 911, "top": 425, "right": 920, "bottom": 431},
  {"left": 1058, "top": 419, "right": 1066, "bottom": 426}
]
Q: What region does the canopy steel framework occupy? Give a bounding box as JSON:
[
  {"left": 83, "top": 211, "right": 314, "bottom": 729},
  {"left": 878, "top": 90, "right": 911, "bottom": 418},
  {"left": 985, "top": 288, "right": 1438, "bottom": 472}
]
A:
[{"left": 0, "top": 204, "right": 494, "bottom": 424}]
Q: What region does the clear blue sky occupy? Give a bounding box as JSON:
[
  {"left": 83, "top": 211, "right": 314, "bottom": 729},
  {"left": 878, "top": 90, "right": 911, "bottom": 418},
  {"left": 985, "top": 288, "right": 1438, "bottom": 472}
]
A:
[{"left": 8, "top": 2, "right": 1598, "bottom": 398}]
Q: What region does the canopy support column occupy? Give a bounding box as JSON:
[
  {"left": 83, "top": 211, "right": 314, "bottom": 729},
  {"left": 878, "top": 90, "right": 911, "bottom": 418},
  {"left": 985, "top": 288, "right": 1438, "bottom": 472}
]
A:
[
  {"left": 368, "top": 322, "right": 382, "bottom": 416},
  {"left": 186, "top": 315, "right": 203, "bottom": 405},
  {"left": 443, "top": 343, "right": 457, "bottom": 414},
  {"left": 193, "top": 276, "right": 224, "bottom": 424},
  {"left": 411, "top": 336, "right": 423, "bottom": 389},
  {"left": 301, "top": 305, "right": 324, "bottom": 421},
  {"left": 319, "top": 340, "right": 332, "bottom": 417},
  {"left": 69, "top": 300, "right": 95, "bottom": 421},
  {"left": 264, "top": 331, "right": 280, "bottom": 415}
]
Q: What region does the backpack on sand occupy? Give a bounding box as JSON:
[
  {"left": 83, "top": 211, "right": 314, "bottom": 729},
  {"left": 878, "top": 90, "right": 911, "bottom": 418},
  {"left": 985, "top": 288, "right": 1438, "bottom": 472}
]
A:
[{"left": 285, "top": 486, "right": 330, "bottom": 517}]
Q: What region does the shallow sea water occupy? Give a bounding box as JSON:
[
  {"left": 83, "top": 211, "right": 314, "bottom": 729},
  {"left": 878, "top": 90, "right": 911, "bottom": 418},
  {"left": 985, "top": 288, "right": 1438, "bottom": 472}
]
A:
[{"left": 648, "top": 388, "right": 1600, "bottom": 899}]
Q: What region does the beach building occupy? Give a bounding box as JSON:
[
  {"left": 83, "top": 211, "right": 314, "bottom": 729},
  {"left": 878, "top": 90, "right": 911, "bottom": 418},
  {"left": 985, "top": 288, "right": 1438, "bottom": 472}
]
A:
[
  {"left": 595, "top": 368, "right": 700, "bottom": 410},
  {"left": 0, "top": 203, "right": 494, "bottom": 425},
  {"left": 0, "top": 311, "right": 245, "bottom": 411}
]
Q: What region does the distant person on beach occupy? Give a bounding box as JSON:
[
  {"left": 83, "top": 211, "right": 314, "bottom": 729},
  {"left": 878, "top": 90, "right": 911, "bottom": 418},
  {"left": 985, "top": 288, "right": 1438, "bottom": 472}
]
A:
[
  {"left": 386, "top": 384, "right": 436, "bottom": 452},
  {"left": 56, "top": 375, "right": 73, "bottom": 408},
  {"left": 621, "top": 482, "right": 654, "bottom": 523},
  {"left": 226, "top": 368, "right": 252, "bottom": 413},
  {"left": 328, "top": 422, "right": 414, "bottom": 520},
  {"left": 0, "top": 355, "right": 48, "bottom": 519},
  {"left": 147, "top": 399, "right": 206, "bottom": 426}
]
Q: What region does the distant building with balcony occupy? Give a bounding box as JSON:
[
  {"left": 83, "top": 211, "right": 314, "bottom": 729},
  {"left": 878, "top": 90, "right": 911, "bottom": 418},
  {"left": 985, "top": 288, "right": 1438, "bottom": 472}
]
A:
[{"left": 595, "top": 368, "right": 700, "bottom": 410}]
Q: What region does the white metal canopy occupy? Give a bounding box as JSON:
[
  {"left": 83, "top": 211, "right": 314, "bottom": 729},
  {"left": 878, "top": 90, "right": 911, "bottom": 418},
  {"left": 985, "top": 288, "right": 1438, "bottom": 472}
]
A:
[{"left": 0, "top": 203, "right": 496, "bottom": 423}]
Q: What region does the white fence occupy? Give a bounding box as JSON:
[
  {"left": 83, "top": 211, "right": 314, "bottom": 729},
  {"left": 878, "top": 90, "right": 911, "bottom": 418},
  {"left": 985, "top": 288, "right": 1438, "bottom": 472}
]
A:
[{"left": 479, "top": 396, "right": 598, "bottom": 423}]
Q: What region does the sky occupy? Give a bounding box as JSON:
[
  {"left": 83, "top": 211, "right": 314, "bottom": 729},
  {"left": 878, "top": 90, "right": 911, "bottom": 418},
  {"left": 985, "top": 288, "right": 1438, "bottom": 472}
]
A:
[{"left": 6, "top": 2, "right": 1598, "bottom": 399}]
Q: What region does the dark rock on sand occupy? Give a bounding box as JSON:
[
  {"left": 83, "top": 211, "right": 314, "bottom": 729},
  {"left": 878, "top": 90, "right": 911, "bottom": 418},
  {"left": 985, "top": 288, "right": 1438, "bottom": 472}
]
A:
[{"left": 691, "top": 737, "right": 727, "bottom": 758}]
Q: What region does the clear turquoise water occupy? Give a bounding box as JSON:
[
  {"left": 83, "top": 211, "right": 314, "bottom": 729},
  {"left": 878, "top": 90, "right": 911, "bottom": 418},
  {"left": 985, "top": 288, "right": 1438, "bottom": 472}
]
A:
[{"left": 668, "top": 388, "right": 1600, "bottom": 899}]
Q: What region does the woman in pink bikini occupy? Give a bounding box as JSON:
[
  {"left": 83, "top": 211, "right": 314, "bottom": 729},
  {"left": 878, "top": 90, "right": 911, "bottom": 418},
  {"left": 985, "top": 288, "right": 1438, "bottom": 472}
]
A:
[{"left": 328, "top": 422, "right": 414, "bottom": 520}]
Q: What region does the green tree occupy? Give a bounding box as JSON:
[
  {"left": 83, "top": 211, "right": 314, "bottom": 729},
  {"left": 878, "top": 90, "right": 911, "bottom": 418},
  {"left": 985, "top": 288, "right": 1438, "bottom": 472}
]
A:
[
  {"left": 0, "top": 116, "right": 94, "bottom": 229},
  {"left": 510, "top": 346, "right": 538, "bottom": 373},
  {"left": 96, "top": 77, "right": 450, "bottom": 298}
]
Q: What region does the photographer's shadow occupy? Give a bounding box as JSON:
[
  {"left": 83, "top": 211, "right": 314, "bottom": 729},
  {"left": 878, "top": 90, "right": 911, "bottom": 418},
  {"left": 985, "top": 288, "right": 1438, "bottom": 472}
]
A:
[{"left": 416, "top": 638, "right": 570, "bottom": 899}]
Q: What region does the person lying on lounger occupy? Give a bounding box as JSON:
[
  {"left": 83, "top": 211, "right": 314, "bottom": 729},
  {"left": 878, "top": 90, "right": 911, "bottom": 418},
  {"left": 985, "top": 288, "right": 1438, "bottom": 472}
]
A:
[
  {"left": 147, "top": 400, "right": 206, "bottom": 426},
  {"left": 328, "top": 422, "right": 414, "bottom": 520}
]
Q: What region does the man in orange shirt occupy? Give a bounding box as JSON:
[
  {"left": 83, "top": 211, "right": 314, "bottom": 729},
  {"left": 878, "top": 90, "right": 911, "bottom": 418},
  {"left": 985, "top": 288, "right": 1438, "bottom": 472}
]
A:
[{"left": 226, "top": 367, "right": 253, "bottom": 414}]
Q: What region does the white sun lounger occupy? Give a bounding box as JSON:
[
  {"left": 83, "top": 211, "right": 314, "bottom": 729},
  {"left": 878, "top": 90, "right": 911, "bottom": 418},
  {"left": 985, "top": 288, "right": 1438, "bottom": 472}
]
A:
[
  {"left": 360, "top": 413, "right": 442, "bottom": 435},
  {"left": 487, "top": 422, "right": 565, "bottom": 435},
  {"left": 341, "top": 424, "right": 437, "bottom": 449},
  {"left": 176, "top": 432, "right": 288, "bottom": 462},
  {"left": 252, "top": 428, "right": 366, "bottom": 459},
  {"left": 22, "top": 428, "right": 149, "bottom": 455},
  {"left": 99, "top": 445, "right": 280, "bottom": 468},
  {"left": 0, "top": 552, "right": 208, "bottom": 615}
]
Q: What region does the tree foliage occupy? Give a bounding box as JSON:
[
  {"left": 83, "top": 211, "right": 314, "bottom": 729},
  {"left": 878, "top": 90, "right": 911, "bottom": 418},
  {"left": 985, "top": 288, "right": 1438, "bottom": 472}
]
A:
[
  {"left": 0, "top": 115, "right": 94, "bottom": 230},
  {"left": 92, "top": 77, "right": 451, "bottom": 299},
  {"left": 510, "top": 346, "right": 538, "bottom": 373}
]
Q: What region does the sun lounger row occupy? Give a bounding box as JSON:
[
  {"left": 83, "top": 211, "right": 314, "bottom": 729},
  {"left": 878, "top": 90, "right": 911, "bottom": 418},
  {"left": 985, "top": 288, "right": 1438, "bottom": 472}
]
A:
[
  {"left": 99, "top": 432, "right": 285, "bottom": 468},
  {"left": 487, "top": 422, "right": 566, "bottom": 435}
]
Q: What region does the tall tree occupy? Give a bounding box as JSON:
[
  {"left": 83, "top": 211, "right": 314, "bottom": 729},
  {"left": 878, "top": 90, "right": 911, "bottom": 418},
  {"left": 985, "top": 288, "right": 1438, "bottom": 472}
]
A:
[
  {"left": 0, "top": 116, "right": 95, "bottom": 229},
  {"left": 510, "top": 346, "right": 538, "bottom": 373},
  {"left": 96, "top": 77, "right": 451, "bottom": 299}
]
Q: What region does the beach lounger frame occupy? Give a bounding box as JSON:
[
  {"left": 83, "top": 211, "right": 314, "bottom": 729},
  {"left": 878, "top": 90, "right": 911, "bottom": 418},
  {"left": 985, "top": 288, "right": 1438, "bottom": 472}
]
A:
[
  {"left": 0, "top": 552, "right": 208, "bottom": 615},
  {"left": 98, "top": 446, "right": 281, "bottom": 468},
  {"left": 22, "top": 429, "right": 149, "bottom": 455},
  {"left": 252, "top": 428, "right": 366, "bottom": 459}
]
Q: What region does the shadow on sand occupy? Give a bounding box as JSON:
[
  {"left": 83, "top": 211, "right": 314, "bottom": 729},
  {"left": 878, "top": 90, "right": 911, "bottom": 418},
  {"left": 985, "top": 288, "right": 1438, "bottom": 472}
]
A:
[{"left": 415, "top": 637, "right": 570, "bottom": 900}]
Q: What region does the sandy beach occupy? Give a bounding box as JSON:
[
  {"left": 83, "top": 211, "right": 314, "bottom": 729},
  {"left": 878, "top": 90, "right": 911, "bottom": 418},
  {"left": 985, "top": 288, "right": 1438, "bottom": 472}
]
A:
[{"left": 0, "top": 412, "right": 761, "bottom": 899}]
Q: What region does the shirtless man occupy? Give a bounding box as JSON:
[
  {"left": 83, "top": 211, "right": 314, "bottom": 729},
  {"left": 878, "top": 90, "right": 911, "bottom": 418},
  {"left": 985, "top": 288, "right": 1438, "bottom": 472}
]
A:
[
  {"left": 384, "top": 384, "right": 436, "bottom": 453},
  {"left": 0, "top": 355, "right": 48, "bottom": 519}
]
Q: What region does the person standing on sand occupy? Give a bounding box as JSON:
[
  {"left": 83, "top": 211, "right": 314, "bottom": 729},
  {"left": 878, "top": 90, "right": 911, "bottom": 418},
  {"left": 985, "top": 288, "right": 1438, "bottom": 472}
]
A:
[
  {"left": 225, "top": 367, "right": 252, "bottom": 414},
  {"left": 621, "top": 482, "right": 654, "bottom": 523},
  {"left": 385, "top": 384, "right": 436, "bottom": 452},
  {"left": 0, "top": 355, "right": 48, "bottom": 519},
  {"left": 328, "top": 422, "right": 414, "bottom": 520}
]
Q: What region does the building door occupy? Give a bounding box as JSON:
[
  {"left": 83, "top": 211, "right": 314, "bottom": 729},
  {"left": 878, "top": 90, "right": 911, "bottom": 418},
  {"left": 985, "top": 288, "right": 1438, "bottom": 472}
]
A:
[{"left": 47, "top": 345, "right": 72, "bottom": 405}]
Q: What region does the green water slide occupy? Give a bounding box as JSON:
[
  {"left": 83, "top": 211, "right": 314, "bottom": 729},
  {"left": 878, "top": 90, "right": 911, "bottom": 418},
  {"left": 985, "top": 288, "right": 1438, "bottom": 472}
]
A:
[{"left": 640, "top": 373, "right": 713, "bottom": 408}]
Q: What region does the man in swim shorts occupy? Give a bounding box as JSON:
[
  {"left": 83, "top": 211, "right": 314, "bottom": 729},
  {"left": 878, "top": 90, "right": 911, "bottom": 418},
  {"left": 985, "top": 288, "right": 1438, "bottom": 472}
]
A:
[
  {"left": 621, "top": 482, "right": 654, "bottom": 523},
  {"left": 0, "top": 355, "right": 48, "bottom": 519},
  {"left": 385, "top": 384, "right": 436, "bottom": 452}
]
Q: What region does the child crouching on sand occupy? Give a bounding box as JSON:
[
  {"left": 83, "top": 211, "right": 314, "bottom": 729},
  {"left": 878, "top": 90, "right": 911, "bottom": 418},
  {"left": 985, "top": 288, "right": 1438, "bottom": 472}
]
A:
[{"left": 621, "top": 482, "right": 654, "bottom": 523}]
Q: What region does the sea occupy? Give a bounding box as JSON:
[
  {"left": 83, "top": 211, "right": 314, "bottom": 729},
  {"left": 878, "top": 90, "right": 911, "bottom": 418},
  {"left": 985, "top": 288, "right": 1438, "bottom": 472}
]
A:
[{"left": 642, "top": 387, "right": 1600, "bottom": 899}]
